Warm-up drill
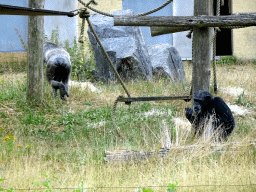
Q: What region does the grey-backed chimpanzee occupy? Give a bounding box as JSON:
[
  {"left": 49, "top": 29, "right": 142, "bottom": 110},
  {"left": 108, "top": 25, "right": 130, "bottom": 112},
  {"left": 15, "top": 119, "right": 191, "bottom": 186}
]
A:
[
  {"left": 185, "top": 90, "right": 235, "bottom": 140},
  {"left": 43, "top": 41, "right": 72, "bottom": 100}
]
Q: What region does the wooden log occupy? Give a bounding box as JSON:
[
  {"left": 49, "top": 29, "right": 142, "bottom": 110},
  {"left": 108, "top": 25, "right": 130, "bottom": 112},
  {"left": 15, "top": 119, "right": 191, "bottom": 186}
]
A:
[
  {"left": 105, "top": 140, "right": 256, "bottom": 163},
  {"left": 114, "top": 13, "right": 256, "bottom": 28},
  {"left": 150, "top": 26, "right": 191, "bottom": 37},
  {"left": 105, "top": 149, "right": 170, "bottom": 162}
]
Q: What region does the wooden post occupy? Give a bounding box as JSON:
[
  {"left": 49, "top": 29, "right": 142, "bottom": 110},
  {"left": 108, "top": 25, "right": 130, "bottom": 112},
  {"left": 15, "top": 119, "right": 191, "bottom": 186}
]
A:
[
  {"left": 192, "top": 0, "right": 213, "bottom": 92},
  {"left": 27, "top": 0, "right": 45, "bottom": 104}
]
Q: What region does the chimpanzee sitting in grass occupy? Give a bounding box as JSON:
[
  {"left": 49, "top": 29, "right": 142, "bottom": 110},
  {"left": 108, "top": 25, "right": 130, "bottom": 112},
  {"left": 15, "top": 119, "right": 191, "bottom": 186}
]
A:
[
  {"left": 43, "top": 41, "right": 72, "bottom": 100},
  {"left": 185, "top": 90, "right": 235, "bottom": 140}
]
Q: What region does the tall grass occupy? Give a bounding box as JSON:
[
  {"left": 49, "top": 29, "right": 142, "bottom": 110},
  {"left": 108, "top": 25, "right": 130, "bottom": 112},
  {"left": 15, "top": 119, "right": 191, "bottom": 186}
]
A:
[{"left": 0, "top": 61, "right": 255, "bottom": 191}]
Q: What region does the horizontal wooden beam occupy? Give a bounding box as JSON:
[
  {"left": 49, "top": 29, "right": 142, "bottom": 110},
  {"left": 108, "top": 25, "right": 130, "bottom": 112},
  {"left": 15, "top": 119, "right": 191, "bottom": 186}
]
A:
[
  {"left": 114, "top": 13, "right": 256, "bottom": 28},
  {"left": 117, "top": 95, "right": 191, "bottom": 103},
  {"left": 151, "top": 26, "right": 191, "bottom": 37},
  {"left": 0, "top": 3, "right": 75, "bottom": 17}
]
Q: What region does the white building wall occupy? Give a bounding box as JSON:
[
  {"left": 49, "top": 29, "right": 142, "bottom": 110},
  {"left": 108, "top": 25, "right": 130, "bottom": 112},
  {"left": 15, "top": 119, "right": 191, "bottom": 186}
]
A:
[
  {"left": 44, "top": 0, "right": 78, "bottom": 45},
  {"left": 173, "top": 0, "right": 194, "bottom": 60}
]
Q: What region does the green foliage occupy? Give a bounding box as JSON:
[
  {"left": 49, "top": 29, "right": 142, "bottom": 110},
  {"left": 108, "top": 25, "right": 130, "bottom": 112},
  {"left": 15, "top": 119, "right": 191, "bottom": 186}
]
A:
[
  {"left": 21, "top": 110, "right": 47, "bottom": 125},
  {"left": 0, "top": 77, "right": 26, "bottom": 102},
  {"left": 65, "top": 37, "right": 97, "bottom": 81},
  {"left": 167, "top": 180, "right": 178, "bottom": 192},
  {"left": 137, "top": 181, "right": 178, "bottom": 192},
  {"left": 0, "top": 58, "right": 27, "bottom": 73},
  {"left": 50, "top": 27, "right": 60, "bottom": 45},
  {"left": 14, "top": 27, "right": 27, "bottom": 52},
  {"left": 216, "top": 56, "right": 237, "bottom": 65},
  {"left": 235, "top": 92, "right": 254, "bottom": 107},
  {"left": 32, "top": 172, "right": 57, "bottom": 192},
  {"left": 137, "top": 188, "right": 153, "bottom": 192},
  {"left": 0, "top": 179, "right": 13, "bottom": 192},
  {"left": 75, "top": 181, "right": 85, "bottom": 192}
]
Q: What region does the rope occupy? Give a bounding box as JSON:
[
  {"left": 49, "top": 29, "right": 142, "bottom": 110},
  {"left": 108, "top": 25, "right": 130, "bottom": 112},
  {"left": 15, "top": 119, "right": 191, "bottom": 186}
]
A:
[
  {"left": 78, "top": 17, "right": 86, "bottom": 43},
  {"left": 112, "top": 96, "right": 126, "bottom": 140},
  {"left": 135, "top": 0, "right": 173, "bottom": 17},
  {"left": 86, "top": 15, "right": 129, "bottom": 140},
  {"left": 187, "top": 0, "right": 221, "bottom": 96},
  {"left": 211, "top": 0, "right": 221, "bottom": 94},
  {"left": 86, "top": 16, "right": 131, "bottom": 98},
  {"left": 183, "top": 28, "right": 194, "bottom": 102},
  {"left": 78, "top": 0, "right": 173, "bottom": 17}
]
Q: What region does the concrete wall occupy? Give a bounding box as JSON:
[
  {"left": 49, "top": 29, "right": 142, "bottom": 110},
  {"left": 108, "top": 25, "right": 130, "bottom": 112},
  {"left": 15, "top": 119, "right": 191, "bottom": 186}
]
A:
[
  {"left": 44, "top": 0, "right": 78, "bottom": 45},
  {"left": 233, "top": 0, "right": 256, "bottom": 60},
  {"left": 1, "top": 0, "right": 255, "bottom": 63},
  {"left": 173, "top": 0, "right": 194, "bottom": 60},
  {"left": 0, "top": 0, "right": 78, "bottom": 63},
  {"left": 123, "top": 0, "right": 173, "bottom": 46}
]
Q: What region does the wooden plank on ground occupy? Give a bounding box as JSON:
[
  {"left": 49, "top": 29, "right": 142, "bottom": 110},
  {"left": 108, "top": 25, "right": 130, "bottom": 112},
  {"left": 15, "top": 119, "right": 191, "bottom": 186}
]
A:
[{"left": 105, "top": 140, "right": 256, "bottom": 163}]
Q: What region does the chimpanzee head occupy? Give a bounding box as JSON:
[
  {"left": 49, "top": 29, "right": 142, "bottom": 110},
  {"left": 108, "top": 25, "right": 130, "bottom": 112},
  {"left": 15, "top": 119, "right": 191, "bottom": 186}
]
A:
[{"left": 193, "top": 90, "right": 214, "bottom": 115}]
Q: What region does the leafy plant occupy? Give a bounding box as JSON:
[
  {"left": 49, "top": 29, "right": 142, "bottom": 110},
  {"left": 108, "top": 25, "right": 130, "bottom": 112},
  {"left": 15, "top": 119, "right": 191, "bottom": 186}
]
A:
[
  {"left": 14, "top": 27, "right": 28, "bottom": 52},
  {"left": 32, "top": 171, "right": 57, "bottom": 192},
  {"left": 137, "top": 188, "right": 154, "bottom": 192},
  {"left": 75, "top": 181, "right": 85, "bottom": 192},
  {"left": 167, "top": 180, "right": 178, "bottom": 192},
  {"left": 65, "top": 37, "right": 97, "bottom": 81},
  {"left": 216, "top": 56, "right": 237, "bottom": 65},
  {"left": 50, "top": 27, "right": 60, "bottom": 45},
  {"left": 2, "top": 133, "right": 16, "bottom": 158},
  {"left": 0, "top": 178, "right": 14, "bottom": 192},
  {"left": 235, "top": 91, "right": 254, "bottom": 107}
]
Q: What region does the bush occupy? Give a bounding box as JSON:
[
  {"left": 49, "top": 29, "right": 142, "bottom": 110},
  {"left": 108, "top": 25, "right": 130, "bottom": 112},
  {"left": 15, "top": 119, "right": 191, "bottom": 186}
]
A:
[
  {"left": 216, "top": 56, "right": 237, "bottom": 65},
  {"left": 64, "top": 37, "right": 97, "bottom": 82}
]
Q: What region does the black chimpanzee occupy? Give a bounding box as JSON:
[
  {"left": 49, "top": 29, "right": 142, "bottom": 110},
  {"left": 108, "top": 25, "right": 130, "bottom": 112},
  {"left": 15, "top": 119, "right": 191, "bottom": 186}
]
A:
[
  {"left": 43, "top": 41, "right": 72, "bottom": 100},
  {"left": 185, "top": 89, "right": 235, "bottom": 140}
]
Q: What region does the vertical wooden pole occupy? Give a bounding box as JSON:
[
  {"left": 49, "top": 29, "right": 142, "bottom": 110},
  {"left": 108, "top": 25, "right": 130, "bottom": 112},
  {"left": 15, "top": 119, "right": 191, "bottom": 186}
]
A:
[
  {"left": 27, "top": 0, "right": 45, "bottom": 104},
  {"left": 192, "top": 0, "right": 213, "bottom": 93}
]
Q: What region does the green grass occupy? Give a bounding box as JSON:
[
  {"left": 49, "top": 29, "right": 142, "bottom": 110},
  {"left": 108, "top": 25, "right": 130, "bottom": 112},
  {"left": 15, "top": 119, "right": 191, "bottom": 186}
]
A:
[{"left": 0, "top": 62, "right": 255, "bottom": 191}]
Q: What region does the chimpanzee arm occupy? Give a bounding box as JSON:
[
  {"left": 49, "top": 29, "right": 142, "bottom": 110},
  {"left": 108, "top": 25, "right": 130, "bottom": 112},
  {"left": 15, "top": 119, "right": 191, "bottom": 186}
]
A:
[
  {"left": 185, "top": 107, "right": 195, "bottom": 123},
  {"left": 212, "top": 97, "right": 234, "bottom": 123}
]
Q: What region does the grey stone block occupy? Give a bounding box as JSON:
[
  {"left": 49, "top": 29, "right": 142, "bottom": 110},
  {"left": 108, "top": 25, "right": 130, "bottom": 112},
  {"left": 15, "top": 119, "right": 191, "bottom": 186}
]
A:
[
  {"left": 87, "top": 9, "right": 152, "bottom": 83},
  {"left": 148, "top": 43, "right": 186, "bottom": 82}
]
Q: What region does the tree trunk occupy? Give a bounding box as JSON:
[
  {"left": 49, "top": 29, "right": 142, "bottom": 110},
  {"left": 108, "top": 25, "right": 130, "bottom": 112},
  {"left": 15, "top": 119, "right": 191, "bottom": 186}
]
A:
[
  {"left": 27, "top": 0, "right": 45, "bottom": 104},
  {"left": 192, "top": 0, "right": 213, "bottom": 93}
]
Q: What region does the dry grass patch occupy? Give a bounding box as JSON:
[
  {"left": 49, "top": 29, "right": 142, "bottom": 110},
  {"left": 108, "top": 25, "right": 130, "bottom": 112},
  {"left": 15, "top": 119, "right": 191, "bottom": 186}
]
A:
[{"left": 0, "top": 63, "right": 255, "bottom": 191}]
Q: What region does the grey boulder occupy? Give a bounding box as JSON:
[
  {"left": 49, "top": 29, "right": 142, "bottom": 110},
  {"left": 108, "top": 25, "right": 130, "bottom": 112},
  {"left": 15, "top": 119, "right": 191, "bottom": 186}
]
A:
[
  {"left": 87, "top": 9, "right": 152, "bottom": 83},
  {"left": 148, "top": 43, "right": 186, "bottom": 82}
]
